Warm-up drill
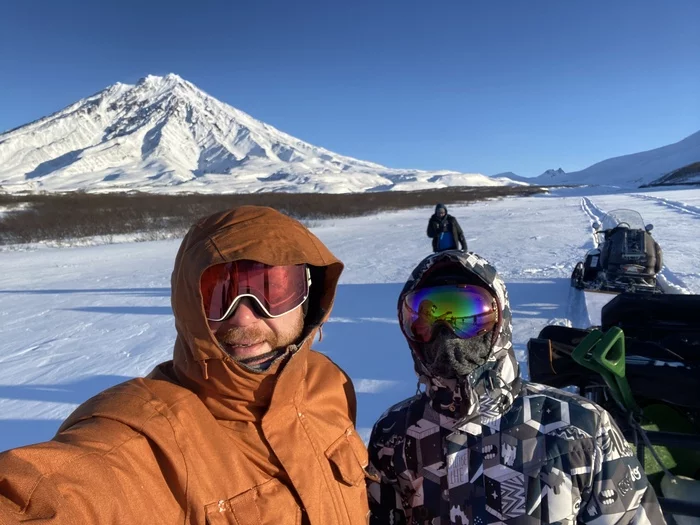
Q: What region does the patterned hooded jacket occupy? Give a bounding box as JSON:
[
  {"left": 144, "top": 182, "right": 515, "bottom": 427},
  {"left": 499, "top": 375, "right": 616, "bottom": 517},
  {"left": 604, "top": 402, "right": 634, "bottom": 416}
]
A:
[{"left": 367, "top": 251, "right": 665, "bottom": 524}]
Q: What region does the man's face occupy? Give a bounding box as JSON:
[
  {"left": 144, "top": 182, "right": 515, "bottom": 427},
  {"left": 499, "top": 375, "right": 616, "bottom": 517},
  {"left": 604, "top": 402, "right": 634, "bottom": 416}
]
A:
[
  {"left": 208, "top": 298, "right": 305, "bottom": 365},
  {"left": 438, "top": 209, "right": 446, "bottom": 218}
]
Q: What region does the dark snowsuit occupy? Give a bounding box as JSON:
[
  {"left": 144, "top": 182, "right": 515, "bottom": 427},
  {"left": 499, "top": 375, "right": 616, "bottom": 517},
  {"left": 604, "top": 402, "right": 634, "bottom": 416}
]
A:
[
  {"left": 427, "top": 204, "right": 467, "bottom": 252},
  {"left": 367, "top": 251, "right": 665, "bottom": 525}
]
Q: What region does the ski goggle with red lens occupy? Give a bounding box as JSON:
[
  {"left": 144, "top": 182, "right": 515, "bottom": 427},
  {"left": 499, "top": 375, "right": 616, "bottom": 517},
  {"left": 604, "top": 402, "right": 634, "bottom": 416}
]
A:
[
  {"left": 400, "top": 284, "right": 499, "bottom": 343},
  {"left": 200, "top": 261, "right": 311, "bottom": 322}
]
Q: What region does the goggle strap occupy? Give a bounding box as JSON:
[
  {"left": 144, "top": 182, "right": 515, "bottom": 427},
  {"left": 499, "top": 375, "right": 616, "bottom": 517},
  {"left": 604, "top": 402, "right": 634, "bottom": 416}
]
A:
[{"left": 214, "top": 293, "right": 306, "bottom": 321}]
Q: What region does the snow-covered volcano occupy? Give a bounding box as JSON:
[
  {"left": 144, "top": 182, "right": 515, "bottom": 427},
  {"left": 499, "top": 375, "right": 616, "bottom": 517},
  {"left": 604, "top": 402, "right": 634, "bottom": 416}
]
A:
[{"left": 0, "top": 74, "right": 512, "bottom": 194}]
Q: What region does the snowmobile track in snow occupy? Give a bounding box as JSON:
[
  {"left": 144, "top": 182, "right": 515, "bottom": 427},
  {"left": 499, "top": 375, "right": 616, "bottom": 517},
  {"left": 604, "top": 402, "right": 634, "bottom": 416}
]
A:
[
  {"left": 579, "top": 197, "right": 607, "bottom": 248},
  {"left": 631, "top": 193, "right": 700, "bottom": 219},
  {"left": 557, "top": 197, "right": 610, "bottom": 329}
]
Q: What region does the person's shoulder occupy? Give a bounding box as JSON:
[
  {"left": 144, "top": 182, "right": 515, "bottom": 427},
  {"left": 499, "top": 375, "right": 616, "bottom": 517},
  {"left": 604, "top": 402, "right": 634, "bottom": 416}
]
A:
[
  {"left": 521, "top": 381, "right": 606, "bottom": 429},
  {"left": 380, "top": 395, "right": 418, "bottom": 419},
  {"left": 523, "top": 381, "right": 602, "bottom": 408},
  {"left": 61, "top": 375, "right": 196, "bottom": 432},
  {"left": 370, "top": 395, "right": 425, "bottom": 443},
  {"left": 308, "top": 348, "right": 346, "bottom": 374},
  {"left": 307, "top": 349, "right": 354, "bottom": 391}
]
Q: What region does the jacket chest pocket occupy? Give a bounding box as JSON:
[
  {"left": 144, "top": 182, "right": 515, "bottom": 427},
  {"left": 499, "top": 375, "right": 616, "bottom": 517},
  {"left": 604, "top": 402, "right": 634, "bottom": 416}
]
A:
[
  {"left": 205, "top": 478, "right": 302, "bottom": 525},
  {"left": 325, "top": 426, "right": 371, "bottom": 524},
  {"left": 326, "top": 427, "right": 369, "bottom": 487}
]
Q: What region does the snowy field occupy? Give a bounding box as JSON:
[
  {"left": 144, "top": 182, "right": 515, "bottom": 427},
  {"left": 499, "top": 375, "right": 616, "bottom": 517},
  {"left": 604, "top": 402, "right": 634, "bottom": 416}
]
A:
[{"left": 1, "top": 186, "right": 699, "bottom": 451}]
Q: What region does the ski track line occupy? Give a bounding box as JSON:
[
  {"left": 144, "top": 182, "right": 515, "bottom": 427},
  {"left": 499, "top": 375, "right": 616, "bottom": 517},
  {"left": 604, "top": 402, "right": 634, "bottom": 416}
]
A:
[
  {"left": 568, "top": 197, "right": 610, "bottom": 327},
  {"left": 631, "top": 194, "right": 700, "bottom": 219},
  {"left": 579, "top": 197, "right": 607, "bottom": 248}
]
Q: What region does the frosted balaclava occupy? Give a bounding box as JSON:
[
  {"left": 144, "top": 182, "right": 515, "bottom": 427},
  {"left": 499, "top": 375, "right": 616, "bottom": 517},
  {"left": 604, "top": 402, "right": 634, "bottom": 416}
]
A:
[{"left": 401, "top": 258, "right": 499, "bottom": 379}]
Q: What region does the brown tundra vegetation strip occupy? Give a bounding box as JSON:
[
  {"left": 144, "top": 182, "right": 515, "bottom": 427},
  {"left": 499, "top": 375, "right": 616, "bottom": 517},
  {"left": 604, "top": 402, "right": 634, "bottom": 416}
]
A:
[{"left": 0, "top": 186, "right": 546, "bottom": 245}]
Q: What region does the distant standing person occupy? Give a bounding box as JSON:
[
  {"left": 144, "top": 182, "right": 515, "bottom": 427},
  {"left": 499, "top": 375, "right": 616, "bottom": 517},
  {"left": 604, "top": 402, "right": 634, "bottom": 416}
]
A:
[{"left": 427, "top": 203, "right": 467, "bottom": 252}]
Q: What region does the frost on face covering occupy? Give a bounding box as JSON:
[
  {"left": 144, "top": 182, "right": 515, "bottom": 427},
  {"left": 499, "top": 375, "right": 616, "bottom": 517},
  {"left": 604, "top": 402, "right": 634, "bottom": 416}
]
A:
[{"left": 419, "top": 330, "right": 492, "bottom": 378}]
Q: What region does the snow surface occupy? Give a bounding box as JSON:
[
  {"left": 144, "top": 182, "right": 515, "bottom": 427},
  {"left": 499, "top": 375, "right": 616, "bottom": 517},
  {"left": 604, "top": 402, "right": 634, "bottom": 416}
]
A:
[
  {"left": 1, "top": 186, "right": 699, "bottom": 451},
  {"left": 0, "top": 74, "right": 509, "bottom": 194}
]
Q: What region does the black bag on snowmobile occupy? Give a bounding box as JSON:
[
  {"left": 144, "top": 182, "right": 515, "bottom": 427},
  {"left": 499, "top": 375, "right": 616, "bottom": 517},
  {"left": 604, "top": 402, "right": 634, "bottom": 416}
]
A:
[
  {"left": 527, "top": 325, "right": 593, "bottom": 389},
  {"left": 527, "top": 324, "right": 700, "bottom": 410},
  {"left": 599, "top": 226, "right": 662, "bottom": 277},
  {"left": 601, "top": 293, "right": 700, "bottom": 361}
]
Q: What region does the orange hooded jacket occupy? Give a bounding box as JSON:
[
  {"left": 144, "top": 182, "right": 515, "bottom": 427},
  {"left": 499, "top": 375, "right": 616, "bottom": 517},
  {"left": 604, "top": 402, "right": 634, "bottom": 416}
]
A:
[{"left": 0, "top": 206, "right": 369, "bottom": 524}]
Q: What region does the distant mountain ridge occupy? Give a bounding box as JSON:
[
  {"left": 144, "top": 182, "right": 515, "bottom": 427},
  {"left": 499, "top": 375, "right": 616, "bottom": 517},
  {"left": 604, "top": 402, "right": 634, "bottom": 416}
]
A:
[
  {"left": 0, "top": 74, "right": 510, "bottom": 194},
  {"left": 490, "top": 171, "right": 533, "bottom": 184},
  {"left": 532, "top": 131, "right": 700, "bottom": 188},
  {"left": 539, "top": 168, "right": 566, "bottom": 178},
  {"left": 3, "top": 73, "right": 695, "bottom": 193},
  {"left": 643, "top": 161, "right": 700, "bottom": 187}
]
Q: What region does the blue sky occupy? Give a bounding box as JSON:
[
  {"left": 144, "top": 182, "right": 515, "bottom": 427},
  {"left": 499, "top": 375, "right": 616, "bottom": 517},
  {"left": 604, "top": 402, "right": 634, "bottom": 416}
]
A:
[{"left": 1, "top": 0, "right": 698, "bottom": 177}]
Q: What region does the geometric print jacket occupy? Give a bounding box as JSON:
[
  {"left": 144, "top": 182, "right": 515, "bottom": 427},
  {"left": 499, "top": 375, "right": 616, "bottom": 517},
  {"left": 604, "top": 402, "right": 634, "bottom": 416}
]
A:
[
  {"left": 367, "top": 251, "right": 665, "bottom": 524},
  {"left": 366, "top": 381, "right": 666, "bottom": 524}
]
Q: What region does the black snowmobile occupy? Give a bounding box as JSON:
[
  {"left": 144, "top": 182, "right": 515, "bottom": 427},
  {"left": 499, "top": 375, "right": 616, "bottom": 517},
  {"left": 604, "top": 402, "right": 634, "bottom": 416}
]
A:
[
  {"left": 528, "top": 293, "right": 700, "bottom": 522},
  {"left": 571, "top": 209, "right": 663, "bottom": 294}
]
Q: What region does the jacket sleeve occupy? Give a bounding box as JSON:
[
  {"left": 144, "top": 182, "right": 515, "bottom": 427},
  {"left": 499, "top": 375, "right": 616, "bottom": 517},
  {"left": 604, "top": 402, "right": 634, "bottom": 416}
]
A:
[
  {"left": 427, "top": 217, "right": 439, "bottom": 238},
  {"left": 453, "top": 218, "right": 467, "bottom": 250},
  {"left": 0, "top": 416, "right": 184, "bottom": 524},
  {"left": 367, "top": 440, "right": 408, "bottom": 524},
  {"left": 577, "top": 410, "right": 666, "bottom": 524},
  {"left": 0, "top": 423, "right": 142, "bottom": 524}
]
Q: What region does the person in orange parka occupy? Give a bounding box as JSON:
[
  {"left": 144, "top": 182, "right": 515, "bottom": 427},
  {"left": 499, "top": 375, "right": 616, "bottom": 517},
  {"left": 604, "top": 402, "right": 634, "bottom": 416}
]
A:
[{"left": 0, "top": 206, "right": 369, "bottom": 525}]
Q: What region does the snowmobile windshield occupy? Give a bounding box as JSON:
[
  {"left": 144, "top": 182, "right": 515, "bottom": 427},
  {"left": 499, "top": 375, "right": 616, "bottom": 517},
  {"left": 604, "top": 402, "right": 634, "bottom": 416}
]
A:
[{"left": 601, "top": 209, "right": 646, "bottom": 231}]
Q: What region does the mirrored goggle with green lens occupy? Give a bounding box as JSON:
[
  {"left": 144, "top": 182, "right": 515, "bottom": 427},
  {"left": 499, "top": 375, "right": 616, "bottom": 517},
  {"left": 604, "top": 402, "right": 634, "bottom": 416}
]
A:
[{"left": 400, "top": 284, "right": 499, "bottom": 343}]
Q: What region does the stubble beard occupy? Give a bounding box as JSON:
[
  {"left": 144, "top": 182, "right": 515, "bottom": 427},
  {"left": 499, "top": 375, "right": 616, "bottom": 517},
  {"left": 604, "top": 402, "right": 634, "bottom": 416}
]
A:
[{"left": 218, "top": 318, "right": 304, "bottom": 366}]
